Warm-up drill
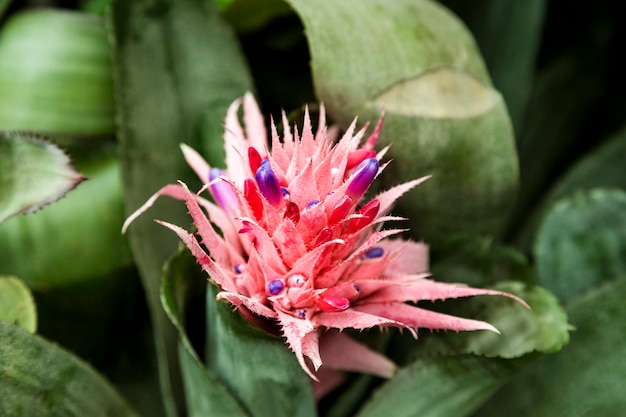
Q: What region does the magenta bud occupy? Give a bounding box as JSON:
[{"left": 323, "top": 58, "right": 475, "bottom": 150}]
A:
[
  {"left": 255, "top": 160, "right": 282, "bottom": 205},
  {"left": 346, "top": 158, "right": 379, "bottom": 200},
  {"left": 209, "top": 168, "right": 238, "bottom": 213}
]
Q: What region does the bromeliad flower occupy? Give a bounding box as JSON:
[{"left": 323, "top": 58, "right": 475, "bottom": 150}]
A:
[{"left": 123, "top": 93, "right": 526, "bottom": 394}]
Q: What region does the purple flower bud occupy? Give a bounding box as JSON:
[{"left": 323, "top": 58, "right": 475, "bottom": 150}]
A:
[
  {"left": 267, "top": 279, "right": 285, "bottom": 295},
  {"left": 255, "top": 160, "right": 282, "bottom": 206},
  {"left": 209, "top": 168, "right": 238, "bottom": 214},
  {"left": 364, "top": 246, "right": 384, "bottom": 259},
  {"left": 346, "top": 157, "right": 379, "bottom": 200}
]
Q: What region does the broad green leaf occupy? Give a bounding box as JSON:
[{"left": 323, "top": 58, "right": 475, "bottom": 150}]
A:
[
  {"left": 0, "top": 133, "right": 85, "bottom": 223},
  {"left": 0, "top": 0, "right": 11, "bottom": 18},
  {"left": 417, "top": 281, "right": 569, "bottom": 359},
  {"left": 534, "top": 189, "right": 626, "bottom": 302},
  {"left": 222, "top": 0, "right": 293, "bottom": 33},
  {"left": 287, "top": 0, "right": 519, "bottom": 246},
  {"left": 355, "top": 355, "right": 524, "bottom": 417},
  {"left": 441, "top": 0, "right": 546, "bottom": 134},
  {"left": 109, "top": 0, "right": 253, "bottom": 414},
  {"left": 0, "top": 275, "right": 36, "bottom": 332},
  {"left": 0, "top": 10, "right": 114, "bottom": 136},
  {"left": 206, "top": 284, "right": 317, "bottom": 417},
  {"left": 161, "top": 249, "right": 249, "bottom": 417},
  {"left": 0, "top": 320, "right": 138, "bottom": 417},
  {"left": 0, "top": 149, "right": 132, "bottom": 288},
  {"left": 517, "top": 126, "right": 626, "bottom": 249},
  {"left": 474, "top": 277, "right": 626, "bottom": 417},
  {"left": 432, "top": 236, "right": 534, "bottom": 287},
  {"left": 508, "top": 54, "right": 603, "bottom": 238}
]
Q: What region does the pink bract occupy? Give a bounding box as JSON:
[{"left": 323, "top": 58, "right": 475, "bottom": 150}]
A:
[{"left": 123, "top": 93, "right": 527, "bottom": 395}]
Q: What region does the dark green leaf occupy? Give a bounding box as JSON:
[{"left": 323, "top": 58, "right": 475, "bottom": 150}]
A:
[
  {"left": 474, "top": 277, "right": 626, "bottom": 417},
  {"left": 0, "top": 133, "right": 85, "bottom": 223},
  {"left": 287, "top": 0, "right": 519, "bottom": 246},
  {"left": 161, "top": 249, "right": 249, "bottom": 417},
  {"left": 0, "top": 320, "right": 138, "bottom": 417},
  {"left": 517, "top": 126, "right": 626, "bottom": 249},
  {"left": 534, "top": 189, "right": 626, "bottom": 302},
  {"left": 355, "top": 355, "right": 524, "bottom": 417},
  {"left": 0, "top": 149, "right": 132, "bottom": 288},
  {"left": 109, "top": 0, "right": 253, "bottom": 414},
  {"left": 441, "top": 0, "right": 546, "bottom": 134},
  {"left": 0, "top": 275, "right": 36, "bottom": 333},
  {"left": 0, "top": 10, "right": 114, "bottom": 136},
  {"left": 205, "top": 284, "right": 317, "bottom": 417},
  {"left": 222, "top": 0, "right": 293, "bottom": 33},
  {"left": 508, "top": 54, "right": 604, "bottom": 240},
  {"left": 0, "top": 0, "right": 11, "bottom": 18}
]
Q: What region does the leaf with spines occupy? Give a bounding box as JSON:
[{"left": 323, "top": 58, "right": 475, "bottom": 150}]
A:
[{"left": 0, "top": 132, "right": 85, "bottom": 224}]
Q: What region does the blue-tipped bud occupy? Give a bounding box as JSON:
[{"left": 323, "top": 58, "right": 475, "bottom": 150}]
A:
[
  {"left": 364, "top": 246, "right": 384, "bottom": 259},
  {"left": 346, "top": 157, "right": 379, "bottom": 200},
  {"left": 209, "top": 168, "right": 238, "bottom": 214},
  {"left": 255, "top": 160, "right": 282, "bottom": 206},
  {"left": 267, "top": 279, "right": 285, "bottom": 295}
]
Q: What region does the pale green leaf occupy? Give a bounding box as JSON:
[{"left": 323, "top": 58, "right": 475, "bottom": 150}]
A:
[
  {"left": 474, "top": 277, "right": 626, "bottom": 417},
  {"left": 0, "top": 275, "right": 36, "bottom": 333},
  {"left": 286, "top": 0, "right": 519, "bottom": 246},
  {"left": 0, "top": 320, "right": 138, "bottom": 417},
  {"left": 0, "top": 149, "right": 132, "bottom": 288},
  {"left": 0, "top": 132, "right": 85, "bottom": 223},
  {"left": 418, "top": 281, "right": 569, "bottom": 359},
  {"left": 0, "top": 133, "right": 85, "bottom": 224},
  {"left": 534, "top": 189, "right": 626, "bottom": 302},
  {"left": 441, "top": 0, "right": 546, "bottom": 134},
  {"left": 0, "top": 10, "right": 114, "bottom": 136}
]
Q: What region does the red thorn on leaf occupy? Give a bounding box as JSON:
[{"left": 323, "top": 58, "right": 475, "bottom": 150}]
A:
[
  {"left": 364, "top": 109, "right": 385, "bottom": 151},
  {"left": 347, "top": 199, "right": 380, "bottom": 233},
  {"left": 244, "top": 179, "right": 264, "bottom": 220},
  {"left": 328, "top": 195, "right": 353, "bottom": 226},
  {"left": 318, "top": 295, "right": 350, "bottom": 312},
  {"left": 347, "top": 149, "right": 377, "bottom": 170},
  {"left": 284, "top": 201, "right": 300, "bottom": 224},
  {"left": 248, "top": 146, "right": 263, "bottom": 174},
  {"left": 314, "top": 227, "right": 333, "bottom": 247}
]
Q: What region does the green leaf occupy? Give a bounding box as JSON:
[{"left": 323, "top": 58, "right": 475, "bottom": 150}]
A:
[
  {"left": 0, "top": 10, "right": 114, "bottom": 136},
  {"left": 355, "top": 355, "right": 524, "bottom": 417},
  {"left": 109, "top": 0, "right": 253, "bottom": 414},
  {"left": 534, "top": 189, "right": 626, "bottom": 302},
  {"left": 0, "top": 275, "right": 37, "bottom": 333},
  {"left": 474, "top": 277, "right": 626, "bottom": 417},
  {"left": 432, "top": 236, "right": 535, "bottom": 287},
  {"left": 508, "top": 54, "right": 603, "bottom": 239},
  {"left": 0, "top": 133, "right": 85, "bottom": 224},
  {"left": 161, "top": 248, "right": 249, "bottom": 417},
  {"left": 0, "top": 320, "right": 138, "bottom": 417},
  {"left": 418, "top": 281, "right": 569, "bottom": 359},
  {"left": 287, "top": 0, "right": 519, "bottom": 246},
  {"left": 0, "top": 148, "right": 132, "bottom": 288},
  {"left": 441, "top": 0, "right": 546, "bottom": 134},
  {"left": 205, "top": 284, "right": 317, "bottom": 417},
  {"left": 517, "top": 126, "right": 626, "bottom": 249},
  {"left": 0, "top": 0, "right": 11, "bottom": 19},
  {"left": 222, "top": 0, "right": 293, "bottom": 33}
]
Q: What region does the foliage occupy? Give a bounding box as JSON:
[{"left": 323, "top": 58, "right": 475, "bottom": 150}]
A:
[{"left": 1, "top": 0, "right": 624, "bottom": 416}]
